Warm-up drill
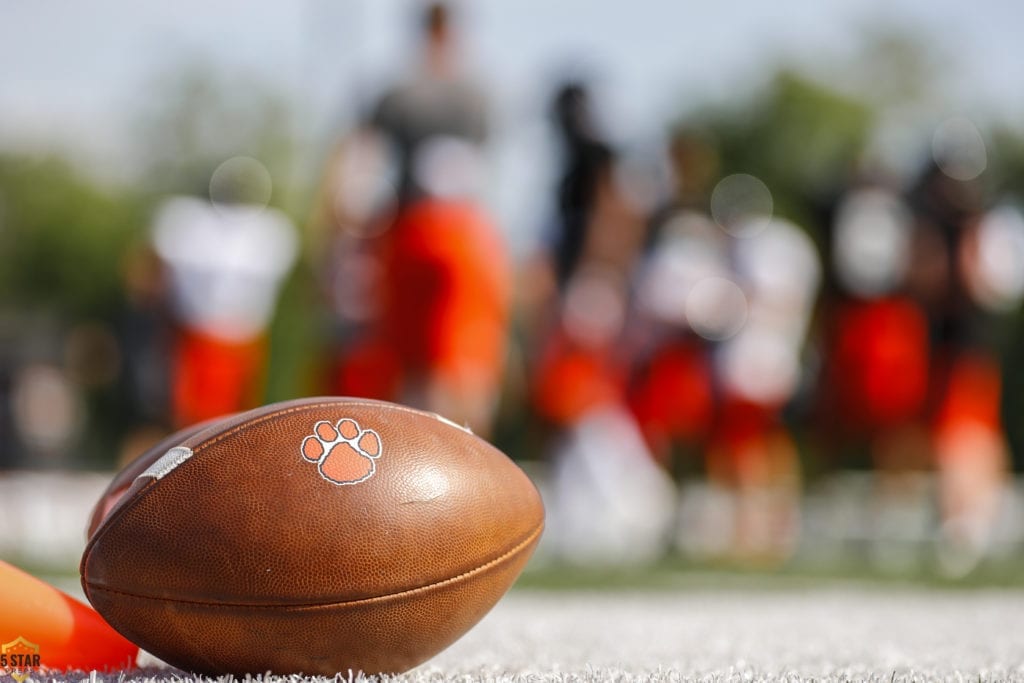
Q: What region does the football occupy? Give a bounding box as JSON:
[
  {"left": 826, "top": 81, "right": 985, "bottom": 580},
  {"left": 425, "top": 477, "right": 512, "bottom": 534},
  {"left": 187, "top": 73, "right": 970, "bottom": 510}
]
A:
[
  {"left": 81, "top": 397, "right": 544, "bottom": 676},
  {"left": 86, "top": 418, "right": 221, "bottom": 541}
]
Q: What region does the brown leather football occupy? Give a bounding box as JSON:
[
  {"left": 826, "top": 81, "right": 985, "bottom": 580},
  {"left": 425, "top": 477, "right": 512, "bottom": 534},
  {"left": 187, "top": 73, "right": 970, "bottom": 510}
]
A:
[
  {"left": 81, "top": 397, "right": 544, "bottom": 676},
  {"left": 85, "top": 417, "right": 223, "bottom": 541}
]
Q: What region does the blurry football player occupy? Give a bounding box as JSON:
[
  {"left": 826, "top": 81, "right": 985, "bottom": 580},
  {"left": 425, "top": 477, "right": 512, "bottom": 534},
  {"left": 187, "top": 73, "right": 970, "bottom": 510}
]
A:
[
  {"left": 316, "top": 2, "right": 509, "bottom": 437},
  {"left": 636, "top": 130, "right": 818, "bottom": 564},
  {"left": 526, "top": 80, "right": 676, "bottom": 565},
  {"left": 907, "top": 152, "right": 1023, "bottom": 576},
  {"left": 709, "top": 214, "right": 820, "bottom": 564},
  {"left": 152, "top": 159, "right": 297, "bottom": 428},
  {"left": 815, "top": 174, "right": 938, "bottom": 570},
  {"left": 530, "top": 81, "right": 633, "bottom": 429},
  {"left": 631, "top": 129, "right": 721, "bottom": 470}
]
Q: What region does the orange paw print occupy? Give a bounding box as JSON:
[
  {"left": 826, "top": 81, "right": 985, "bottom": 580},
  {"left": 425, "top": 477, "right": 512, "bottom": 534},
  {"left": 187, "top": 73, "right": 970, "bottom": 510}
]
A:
[{"left": 301, "top": 418, "right": 382, "bottom": 485}]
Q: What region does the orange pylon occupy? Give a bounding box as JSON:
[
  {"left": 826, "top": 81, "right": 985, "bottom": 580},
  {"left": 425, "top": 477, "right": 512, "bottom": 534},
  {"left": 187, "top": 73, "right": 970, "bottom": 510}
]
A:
[{"left": 0, "top": 560, "right": 138, "bottom": 672}]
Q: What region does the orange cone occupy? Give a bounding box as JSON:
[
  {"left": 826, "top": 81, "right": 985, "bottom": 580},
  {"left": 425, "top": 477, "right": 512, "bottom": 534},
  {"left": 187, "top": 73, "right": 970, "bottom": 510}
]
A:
[{"left": 0, "top": 560, "right": 138, "bottom": 673}]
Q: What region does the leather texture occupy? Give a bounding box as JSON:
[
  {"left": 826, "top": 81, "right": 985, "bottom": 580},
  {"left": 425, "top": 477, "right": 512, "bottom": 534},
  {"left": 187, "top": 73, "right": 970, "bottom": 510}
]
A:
[
  {"left": 86, "top": 417, "right": 223, "bottom": 540},
  {"left": 81, "top": 397, "right": 544, "bottom": 676}
]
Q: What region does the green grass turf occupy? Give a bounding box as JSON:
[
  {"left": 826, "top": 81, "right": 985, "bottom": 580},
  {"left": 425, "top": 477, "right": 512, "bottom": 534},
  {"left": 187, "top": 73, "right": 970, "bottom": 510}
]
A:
[{"left": 516, "top": 555, "right": 1024, "bottom": 592}]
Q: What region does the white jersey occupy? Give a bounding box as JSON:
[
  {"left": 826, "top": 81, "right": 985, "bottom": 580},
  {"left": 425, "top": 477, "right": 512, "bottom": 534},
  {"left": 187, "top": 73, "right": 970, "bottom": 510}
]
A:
[{"left": 152, "top": 196, "right": 298, "bottom": 342}]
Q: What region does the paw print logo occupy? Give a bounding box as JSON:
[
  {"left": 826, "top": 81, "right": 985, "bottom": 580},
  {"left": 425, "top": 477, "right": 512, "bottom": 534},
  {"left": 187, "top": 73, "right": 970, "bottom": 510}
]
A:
[{"left": 301, "top": 419, "right": 382, "bottom": 485}]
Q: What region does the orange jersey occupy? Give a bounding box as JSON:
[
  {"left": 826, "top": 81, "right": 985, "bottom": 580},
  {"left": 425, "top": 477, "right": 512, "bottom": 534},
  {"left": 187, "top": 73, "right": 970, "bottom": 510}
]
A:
[
  {"left": 380, "top": 199, "right": 511, "bottom": 395},
  {"left": 827, "top": 297, "right": 930, "bottom": 432},
  {"left": 532, "top": 331, "right": 626, "bottom": 426},
  {"left": 628, "top": 340, "right": 715, "bottom": 457},
  {"left": 171, "top": 328, "right": 265, "bottom": 428},
  {"left": 933, "top": 351, "right": 1003, "bottom": 463}
]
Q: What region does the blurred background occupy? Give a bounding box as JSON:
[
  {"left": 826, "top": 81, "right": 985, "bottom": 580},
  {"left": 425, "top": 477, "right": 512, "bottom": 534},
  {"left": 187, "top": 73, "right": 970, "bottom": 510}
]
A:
[{"left": 2, "top": 0, "right": 1024, "bottom": 582}]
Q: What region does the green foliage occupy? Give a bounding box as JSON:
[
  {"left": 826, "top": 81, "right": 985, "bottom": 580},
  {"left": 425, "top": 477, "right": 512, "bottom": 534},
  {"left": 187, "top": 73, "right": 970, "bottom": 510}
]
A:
[
  {"left": 837, "top": 25, "right": 946, "bottom": 109},
  {"left": 0, "top": 155, "right": 145, "bottom": 319},
  {"left": 988, "top": 125, "right": 1024, "bottom": 201},
  {"left": 691, "top": 70, "right": 873, "bottom": 229},
  {"left": 0, "top": 62, "right": 304, "bottom": 326},
  {"left": 132, "top": 61, "right": 298, "bottom": 211},
  {"left": 130, "top": 61, "right": 312, "bottom": 401},
  {"left": 264, "top": 267, "right": 324, "bottom": 402}
]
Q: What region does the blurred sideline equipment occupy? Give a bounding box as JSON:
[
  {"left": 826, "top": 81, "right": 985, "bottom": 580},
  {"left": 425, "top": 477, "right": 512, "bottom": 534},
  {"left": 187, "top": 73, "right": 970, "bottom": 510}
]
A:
[
  {"left": 82, "top": 397, "right": 543, "bottom": 676},
  {"left": 0, "top": 560, "right": 138, "bottom": 672}
]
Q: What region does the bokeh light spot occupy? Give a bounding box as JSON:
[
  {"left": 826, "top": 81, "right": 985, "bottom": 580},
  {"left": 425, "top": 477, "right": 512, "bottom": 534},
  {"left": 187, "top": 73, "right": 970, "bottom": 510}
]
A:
[
  {"left": 685, "top": 276, "right": 748, "bottom": 341},
  {"left": 210, "top": 156, "right": 273, "bottom": 210},
  {"left": 12, "top": 364, "right": 82, "bottom": 454},
  {"left": 710, "top": 173, "right": 773, "bottom": 238},
  {"left": 932, "top": 116, "right": 987, "bottom": 181}
]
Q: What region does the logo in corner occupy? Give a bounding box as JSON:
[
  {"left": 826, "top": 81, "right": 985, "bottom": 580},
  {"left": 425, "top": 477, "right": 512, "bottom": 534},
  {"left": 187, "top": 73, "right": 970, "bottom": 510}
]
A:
[
  {"left": 2, "top": 637, "right": 40, "bottom": 682},
  {"left": 301, "top": 418, "right": 382, "bottom": 485}
]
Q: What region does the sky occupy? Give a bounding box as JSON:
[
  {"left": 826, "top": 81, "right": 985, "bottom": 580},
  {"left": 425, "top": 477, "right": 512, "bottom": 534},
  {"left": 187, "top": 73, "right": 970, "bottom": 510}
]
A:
[
  {"left": 0, "top": 0, "right": 1021, "bottom": 247},
  {"left": 3, "top": 0, "right": 1021, "bottom": 144}
]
